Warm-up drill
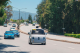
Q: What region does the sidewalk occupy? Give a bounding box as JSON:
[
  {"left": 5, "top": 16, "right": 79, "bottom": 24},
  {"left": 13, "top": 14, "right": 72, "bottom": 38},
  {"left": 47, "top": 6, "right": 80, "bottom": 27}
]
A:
[{"left": 20, "top": 24, "right": 80, "bottom": 44}]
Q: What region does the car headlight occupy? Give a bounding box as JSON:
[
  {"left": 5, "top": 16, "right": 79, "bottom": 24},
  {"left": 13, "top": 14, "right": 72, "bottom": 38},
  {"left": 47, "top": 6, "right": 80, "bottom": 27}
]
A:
[
  {"left": 5, "top": 35, "right": 7, "bottom": 36},
  {"left": 43, "top": 37, "right": 45, "bottom": 39}
]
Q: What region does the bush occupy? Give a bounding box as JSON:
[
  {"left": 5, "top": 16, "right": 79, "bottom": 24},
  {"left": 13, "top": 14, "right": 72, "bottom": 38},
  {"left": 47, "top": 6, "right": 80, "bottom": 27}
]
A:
[{"left": 64, "top": 33, "right": 80, "bottom": 39}]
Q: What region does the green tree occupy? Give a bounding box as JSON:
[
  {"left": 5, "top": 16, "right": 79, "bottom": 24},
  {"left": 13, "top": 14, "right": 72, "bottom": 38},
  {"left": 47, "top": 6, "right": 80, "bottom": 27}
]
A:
[
  {"left": 0, "top": 0, "right": 10, "bottom": 25},
  {"left": 21, "top": 16, "right": 23, "bottom": 20},
  {"left": 28, "top": 14, "right": 32, "bottom": 24}
]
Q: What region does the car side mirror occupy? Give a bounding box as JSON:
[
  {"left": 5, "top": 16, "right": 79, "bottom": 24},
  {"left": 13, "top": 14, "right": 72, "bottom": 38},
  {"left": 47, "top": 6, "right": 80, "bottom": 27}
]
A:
[{"left": 45, "top": 33, "right": 47, "bottom": 35}]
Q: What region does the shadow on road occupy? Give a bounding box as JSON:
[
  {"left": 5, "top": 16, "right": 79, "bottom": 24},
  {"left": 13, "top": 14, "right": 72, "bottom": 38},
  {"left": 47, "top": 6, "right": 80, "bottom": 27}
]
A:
[
  {"left": 30, "top": 44, "right": 45, "bottom": 45},
  {"left": 0, "top": 43, "right": 19, "bottom": 50},
  {"left": 0, "top": 51, "right": 30, "bottom": 53},
  {"left": 0, "top": 35, "right": 4, "bottom": 37}
]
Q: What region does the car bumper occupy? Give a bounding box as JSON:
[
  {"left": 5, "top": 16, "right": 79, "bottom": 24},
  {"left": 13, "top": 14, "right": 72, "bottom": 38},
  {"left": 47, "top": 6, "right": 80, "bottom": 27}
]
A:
[
  {"left": 14, "top": 34, "right": 19, "bottom": 37},
  {"left": 31, "top": 39, "right": 46, "bottom": 43},
  {"left": 5, "top": 36, "right": 14, "bottom": 39}
]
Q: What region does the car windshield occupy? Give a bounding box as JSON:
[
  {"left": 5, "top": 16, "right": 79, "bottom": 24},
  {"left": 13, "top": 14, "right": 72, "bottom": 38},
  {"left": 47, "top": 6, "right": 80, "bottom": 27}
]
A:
[
  {"left": 4, "top": 24, "right": 7, "bottom": 25},
  {"left": 13, "top": 24, "right": 15, "bottom": 25},
  {"left": 5, "top": 32, "right": 13, "bottom": 34},
  {"left": 11, "top": 28, "right": 15, "bottom": 29},
  {"left": 31, "top": 29, "right": 45, "bottom": 34},
  {"left": 12, "top": 30, "right": 18, "bottom": 33}
]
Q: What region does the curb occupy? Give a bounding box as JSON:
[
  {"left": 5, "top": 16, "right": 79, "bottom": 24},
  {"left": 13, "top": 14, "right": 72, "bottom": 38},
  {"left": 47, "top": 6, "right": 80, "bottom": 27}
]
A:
[
  {"left": 47, "top": 37, "right": 80, "bottom": 44},
  {"left": 18, "top": 25, "right": 80, "bottom": 44}
]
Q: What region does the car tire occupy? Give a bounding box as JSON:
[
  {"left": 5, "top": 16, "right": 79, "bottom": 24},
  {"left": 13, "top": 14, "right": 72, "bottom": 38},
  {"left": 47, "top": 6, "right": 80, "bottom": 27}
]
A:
[
  {"left": 42, "top": 43, "right": 46, "bottom": 45},
  {"left": 17, "top": 36, "right": 20, "bottom": 37},
  {"left": 12, "top": 38, "right": 15, "bottom": 39},
  {"left": 29, "top": 39, "right": 32, "bottom": 44}
]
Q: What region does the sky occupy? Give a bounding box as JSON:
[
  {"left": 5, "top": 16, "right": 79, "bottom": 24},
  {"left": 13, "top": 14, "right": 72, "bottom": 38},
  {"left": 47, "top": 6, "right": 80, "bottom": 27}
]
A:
[{"left": 10, "top": 0, "right": 42, "bottom": 13}]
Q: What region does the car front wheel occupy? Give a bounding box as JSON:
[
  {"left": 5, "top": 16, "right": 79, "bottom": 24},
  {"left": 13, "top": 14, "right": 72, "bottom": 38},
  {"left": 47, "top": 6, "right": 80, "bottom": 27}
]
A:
[{"left": 29, "top": 39, "right": 32, "bottom": 44}]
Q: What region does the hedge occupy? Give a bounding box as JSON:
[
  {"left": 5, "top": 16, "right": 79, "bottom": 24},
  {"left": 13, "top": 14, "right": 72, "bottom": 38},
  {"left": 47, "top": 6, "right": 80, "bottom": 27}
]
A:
[{"left": 64, "top": 33, "right": 80, "bottom": 38}]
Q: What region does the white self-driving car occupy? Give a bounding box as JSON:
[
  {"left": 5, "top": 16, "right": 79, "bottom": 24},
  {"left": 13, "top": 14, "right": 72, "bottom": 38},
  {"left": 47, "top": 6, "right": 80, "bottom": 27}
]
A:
[{"left": 28, "top": 28, "right": 47, "bottom": 45}]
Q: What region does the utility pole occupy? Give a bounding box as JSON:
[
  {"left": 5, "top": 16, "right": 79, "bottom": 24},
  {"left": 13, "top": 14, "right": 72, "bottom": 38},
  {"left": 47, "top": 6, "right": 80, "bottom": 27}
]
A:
[
  {"left": 25, "top": 12, "right": 26, "bottom": 21},
  {"left": 19, "top": 9, "right": 20, "bottom": 24}
]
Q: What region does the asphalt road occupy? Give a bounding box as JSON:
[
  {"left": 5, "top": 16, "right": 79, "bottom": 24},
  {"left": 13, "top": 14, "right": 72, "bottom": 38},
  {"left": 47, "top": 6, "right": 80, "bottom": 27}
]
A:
[{"left": 0, "top": 24, "right": 80, "bottom": 53}]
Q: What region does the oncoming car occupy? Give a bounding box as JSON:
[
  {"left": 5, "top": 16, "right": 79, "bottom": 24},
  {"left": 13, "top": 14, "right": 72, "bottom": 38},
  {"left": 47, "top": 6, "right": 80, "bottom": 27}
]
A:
[
  {"left": 4, "top": 31, "right": 15, "bottom": 39},
  {"left": 12, "top": 24, "right": 16, "bottom": 27},
  {"left": 28, "top": 28, "right": 47, "bottom": 45},
  {"left": 8, "top": 23, "right": 12, "bottom": 25},
  {"left": 10, "top": 27, "right": 16, "bottom": 31}
]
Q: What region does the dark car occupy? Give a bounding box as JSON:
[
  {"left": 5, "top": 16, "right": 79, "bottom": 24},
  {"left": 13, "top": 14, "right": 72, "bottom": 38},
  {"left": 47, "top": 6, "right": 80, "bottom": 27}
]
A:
[{"left": 12, "top": 30, "right": 20, "bottom": 37}]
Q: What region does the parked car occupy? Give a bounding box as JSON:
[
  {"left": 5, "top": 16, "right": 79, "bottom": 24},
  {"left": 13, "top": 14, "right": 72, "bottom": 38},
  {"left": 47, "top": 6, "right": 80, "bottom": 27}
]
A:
[
  {"left": 28, "top": 28, "right": 47, "bottom": 45},
  {"left": 4, "top": 23, "right": 7, "bottom": 27},
  {"left": 11, "top": 30, "right": 20, "bottom": 37},
  {"left": 12, "top": 24, "right": 16, "bottom": 27},
  {"left": 10, "top": 27, "right": 16, "bottom": 31},
  {"left": 4, "top": 31, "right": 15, "bottom": 39}
]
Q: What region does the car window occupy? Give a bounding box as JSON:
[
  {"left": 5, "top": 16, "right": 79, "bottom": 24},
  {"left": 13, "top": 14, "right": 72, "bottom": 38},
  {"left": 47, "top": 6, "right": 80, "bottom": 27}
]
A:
[
  {"left": 13, "top": 24, "right": 15, "bottom": 25},
  {"left": 4, "top": 24, "right": 7, "bottom": 25},
  {"left": 31, "top": 29, "right": 45, "bottom": 34},
  {"left": 12, "top": 30, "right": 18, "bottom": 33},
  {"left": 5, "top": 32, "right": 13, "bottom": 34},
  {"left": 11, "top": 28, "right": 15, "bottom": 29}
]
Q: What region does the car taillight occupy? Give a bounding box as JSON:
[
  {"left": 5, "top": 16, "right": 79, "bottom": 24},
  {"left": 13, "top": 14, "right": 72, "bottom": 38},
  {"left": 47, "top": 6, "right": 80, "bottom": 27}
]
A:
[
  {"left": 43, "top": 37, "right": 45, "bottom": 39},
  {"left": 32, "top": 37, "right": 34, "bottom": 39}
]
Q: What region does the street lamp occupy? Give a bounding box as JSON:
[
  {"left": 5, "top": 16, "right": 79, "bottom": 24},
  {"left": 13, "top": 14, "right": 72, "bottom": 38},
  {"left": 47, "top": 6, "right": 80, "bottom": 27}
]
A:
[{"left": 12, "top": 7, "right": 27, "bottom": 25}]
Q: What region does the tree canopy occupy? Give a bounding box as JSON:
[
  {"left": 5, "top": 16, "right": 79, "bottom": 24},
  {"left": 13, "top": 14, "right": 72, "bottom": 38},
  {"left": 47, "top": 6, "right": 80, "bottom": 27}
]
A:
[{"left": 37, "top": 0, "right": 80, "bottom": 34}]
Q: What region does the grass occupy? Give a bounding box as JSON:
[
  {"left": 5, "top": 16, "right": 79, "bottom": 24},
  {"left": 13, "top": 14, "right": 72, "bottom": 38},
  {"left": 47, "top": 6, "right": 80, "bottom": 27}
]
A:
[{"left": 64, "top": 33, "right": 80, "bottom": 38}]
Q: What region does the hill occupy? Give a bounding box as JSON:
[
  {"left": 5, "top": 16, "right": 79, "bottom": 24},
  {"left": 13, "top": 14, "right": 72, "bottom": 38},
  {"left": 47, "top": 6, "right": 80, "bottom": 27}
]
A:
[{"left": 11, "top": 10, "right": 36, "bottom": 20}]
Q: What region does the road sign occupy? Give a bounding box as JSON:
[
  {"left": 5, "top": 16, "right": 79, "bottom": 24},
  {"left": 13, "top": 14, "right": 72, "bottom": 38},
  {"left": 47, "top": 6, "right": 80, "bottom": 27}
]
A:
[{"left": 62, "top": 28, "right": 65, "bottom": 29}]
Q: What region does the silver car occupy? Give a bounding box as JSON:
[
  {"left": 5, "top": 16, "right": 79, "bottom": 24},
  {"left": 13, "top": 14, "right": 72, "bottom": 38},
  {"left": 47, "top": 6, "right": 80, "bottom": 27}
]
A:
[{"left": 28, "top": 28, "right": 47, "bottom": 45}]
